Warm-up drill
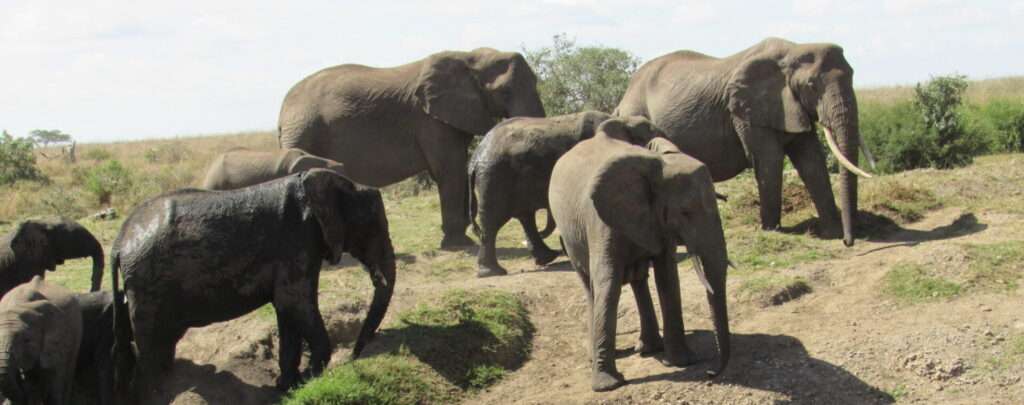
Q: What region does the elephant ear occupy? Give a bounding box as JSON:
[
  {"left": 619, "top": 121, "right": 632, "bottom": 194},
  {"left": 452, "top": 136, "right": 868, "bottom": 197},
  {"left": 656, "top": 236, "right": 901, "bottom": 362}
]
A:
[
  {"left": 300, "top": 169, "right": 357, "bottom": 264},
  {"left": 416, "top": 53, "right": 495, "bottom": 135},
  {"left": 727, "top": 58, "right": 812, "bottom": 134},
  {"left": 10, "top": 222, "right": 56, "bottom": 271},
  {"left": 590, "top": 154, "right": 663, "bottom": 254}
]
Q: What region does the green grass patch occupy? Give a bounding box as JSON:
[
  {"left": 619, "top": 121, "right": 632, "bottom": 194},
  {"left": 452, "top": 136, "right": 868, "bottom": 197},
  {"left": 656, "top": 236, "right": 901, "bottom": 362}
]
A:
[
  {"left": 737, "top": 274, "right": 812, "bottom": 306},
  {"left": 885, "top": 384, "right": 909, "bottom": 401},
  {"left": 963, "top": 241, "right": 1024, "bottom": 291},
  {"left": 282, "top": 353, "right": 455, "bottom": 405},
  {"left": 861, "top": 179, "right": 943, "bottom": 224},
  {"left": 728, "top": 231, "right": 832, "bottom": 272},
  {"left": 285, "top": 289, "right": 533, "bottom": 404},
  {"left": 882, "top": 263, "right": 961, "bottom": 303}
]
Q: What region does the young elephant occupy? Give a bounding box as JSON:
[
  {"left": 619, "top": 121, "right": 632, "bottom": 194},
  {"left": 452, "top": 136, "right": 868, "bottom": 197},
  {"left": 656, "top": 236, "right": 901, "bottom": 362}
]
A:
[
  {"left": 0, "top": 217, "right": 104, "bottom": 297},
  {"left": 0, "top": 276, "right": 82, "bottom": 404},
  {"left": 74, "top": 290, "right": 131, "bottom": 405},
  {"left": 111, "top": 169, "right": 396, "bottom": 399},
  {"left": 549, "top": 125, "right": 731, "bottom": 392},
  {"left": 469, "top": 113, "right": 663, "bottom": 277},
  {"left": 200, "top": 147, "right": 345, "bottom": 190}
]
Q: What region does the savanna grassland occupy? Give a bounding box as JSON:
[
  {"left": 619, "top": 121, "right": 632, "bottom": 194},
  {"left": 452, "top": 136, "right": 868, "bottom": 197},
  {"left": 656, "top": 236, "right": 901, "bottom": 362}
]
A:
[{"left": 1, "top": 78, "right": 1022, "bottom": 404}]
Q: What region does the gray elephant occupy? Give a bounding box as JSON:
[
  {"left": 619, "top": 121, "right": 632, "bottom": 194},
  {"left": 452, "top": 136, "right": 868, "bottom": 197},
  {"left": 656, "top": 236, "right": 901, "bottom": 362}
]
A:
[
  {"left": 110, "top": 169, "right": 395, "bottom": 400},
  {"left": 0, "top": 217, "right": 104, "bottom": 297},
  {"left": 549, "top": 122, "right": 731, "bottom": 392},
  {"left": 469, "top": 112, "right": 665, "bottom": 277},
  {"left": 201, "top": 147, "right": 346, "bottom": 190},
  {"left": 279, "top": 47, "right": 545, "bottom": 250},
  {"left": 0, "top": 276, "right": 82, "bottom": 405},
  {"left": 615, "top": 37, "right": 872, "bottom": 246},
  {"left": 74, "top": 290, "right": 132, "bottom": 405}
]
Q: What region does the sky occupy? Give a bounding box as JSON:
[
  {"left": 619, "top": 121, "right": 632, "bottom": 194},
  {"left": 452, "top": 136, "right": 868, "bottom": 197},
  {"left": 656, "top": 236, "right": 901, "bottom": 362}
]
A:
[{"left": 2, "top": 0, "right": 1022, "bottom": 142}]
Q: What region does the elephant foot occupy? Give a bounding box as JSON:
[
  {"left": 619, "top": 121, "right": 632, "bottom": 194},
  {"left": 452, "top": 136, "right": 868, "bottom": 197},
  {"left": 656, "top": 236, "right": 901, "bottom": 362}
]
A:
[
  {"left": 440, "top": 233, "right": 476, "bottom": 251},
  {"left": 275, "top": 373, "right": 300, "bottom": 391},
  {"left": 815, "top": 221, "right": 843, "bottom": 239},
  {"left": 659, "top": 345, "right": 698, "bottom": 368},
  {"left": 635, "top": 336, "right": 664, "bottom": 356},
  {"left": 477, "top": 264, "right": 508, "bottom": 278},
  {"left": 533, "top": 248, "right": 560, "bottom": 267},
  {"left": 591, "top": 369, "right": 626, "bottom": 392}
]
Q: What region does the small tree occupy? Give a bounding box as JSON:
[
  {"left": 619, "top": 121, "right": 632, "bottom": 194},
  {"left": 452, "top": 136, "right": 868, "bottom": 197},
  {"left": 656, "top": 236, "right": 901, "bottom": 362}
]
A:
[
  {"left": 0, "top": 130, "right": 46, "bottom": 184},
  {"left": 524, "top": 34, "right": 641, "bottom": 115},
  {"left": 29, "top": 129, "right": 72, "bottom": 148},
  {"left": 913, "top": 74, "right": 980, "bottom": 169},
  {"left": 84, "top": 160, "right": 133, "bottom": 205}
]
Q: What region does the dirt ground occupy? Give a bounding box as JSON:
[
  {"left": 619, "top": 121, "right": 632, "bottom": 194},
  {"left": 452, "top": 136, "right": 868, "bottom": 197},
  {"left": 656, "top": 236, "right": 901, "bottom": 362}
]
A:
[{"left": 146, "top": 165, "right": 1022, "bottom": 404}]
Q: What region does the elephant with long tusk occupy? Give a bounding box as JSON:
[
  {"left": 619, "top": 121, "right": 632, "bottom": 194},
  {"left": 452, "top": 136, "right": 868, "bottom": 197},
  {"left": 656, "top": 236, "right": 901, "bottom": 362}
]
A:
[{"left": 616, "top": 37, "right": 874, "bottom": 246}]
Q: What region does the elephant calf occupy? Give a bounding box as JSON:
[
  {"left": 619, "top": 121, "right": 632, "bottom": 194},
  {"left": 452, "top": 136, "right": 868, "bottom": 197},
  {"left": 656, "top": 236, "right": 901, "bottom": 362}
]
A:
[
  {"left": 200, "top": 147, "right": 345, "bottom": 190},
  {"left": 0, "top": 217, "right": 104, "bottom": 297},
  {"left": 0, "top": 276, "right": 82, "bottom": 404},
  {"left": 112, "top": 169, "right": 396, "bottom": 399},
  {"left": 550, "top": 123, "right": 731, "bottom": 392},
  {"left": 469, "top": 113, "right": 663, "bottom": 277},
  {"left": 74, "top": 290, "right": 131, "bottom": 404}
]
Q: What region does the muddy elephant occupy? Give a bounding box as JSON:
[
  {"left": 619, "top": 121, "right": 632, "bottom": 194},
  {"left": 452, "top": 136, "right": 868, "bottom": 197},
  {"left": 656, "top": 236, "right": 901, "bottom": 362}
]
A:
[
  {"left": 0, "top": 276, "right": 82, "bottom": 405},
  {"left": 616, "top": 37, "right": 872, "bottom": 246},
  {"left": 279, "top": 47, "right": 545, "bottom": 250},
  {"left": 200, "top": 147, "right": 346, "bottom": 190},
  {"left": 549, "top": 124, "right": 731, "bottom": 392},
  {"left": 0, "top": 217, "right": 104, "bottom": 297},
  {"left": 110, "top": 169, "right": 396, "bottom": 400},
  {"left": 470, "top": 113, "right": 665, "bottom": 277}
]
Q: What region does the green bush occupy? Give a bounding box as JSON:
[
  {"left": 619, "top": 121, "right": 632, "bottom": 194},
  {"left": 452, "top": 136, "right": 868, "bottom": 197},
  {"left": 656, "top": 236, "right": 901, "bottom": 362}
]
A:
[
  {"left": 0, "top": 130, "right": 45, "bottom": 185},
  {"left": 965, "top": 99, "right": 1024, "bottom": 153},
  {"left": 84, "top": 160, "right": 133, "bottom": 205},
  {"left": 912, "top": 75, "right": 984, "bottom": 169},
  {"left": 524, "top": 33, "right": 641, "bottom": 115}
]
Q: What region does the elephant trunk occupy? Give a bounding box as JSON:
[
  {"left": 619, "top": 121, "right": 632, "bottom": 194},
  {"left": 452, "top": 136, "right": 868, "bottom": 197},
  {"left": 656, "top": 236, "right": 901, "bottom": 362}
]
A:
[
  {"left": 0, "top": 336, "right": 25, "bottom": 403},
  {"left": 821, "top": 85, "right": 862, "bottom": 247},
  {"left": 90, "top": 245, "right": 105, "bottom": 292},
  {"left": 691, "top": 209, "right": 730, "bottom": 377},
  {"left": 351, "top": 254, "right": 396, "bottom": 358}
]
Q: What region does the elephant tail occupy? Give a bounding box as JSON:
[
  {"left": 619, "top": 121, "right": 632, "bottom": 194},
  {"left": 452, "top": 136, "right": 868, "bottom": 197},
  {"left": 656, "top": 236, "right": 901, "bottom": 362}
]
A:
[
  {"left": 109, "top": 253, "right": 135, "bottom": 395},
  {"left": 538, "top": 208, "right": 556, "bottom": 238},
  {"left": 469, "top": 166, "right": 481, "bottom": 237}
]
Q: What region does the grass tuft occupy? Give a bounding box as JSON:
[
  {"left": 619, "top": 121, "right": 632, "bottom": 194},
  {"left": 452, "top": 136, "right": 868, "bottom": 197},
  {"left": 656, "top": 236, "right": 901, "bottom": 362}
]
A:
[
  {"left": 282, "top": 353, "right": 455, "bottom": 405},
  {"left": 737, "top": 274, "right": 812, "bottom": 306},
  {"left": 882, "top": 263, "right": 961, "bottom": 303}
]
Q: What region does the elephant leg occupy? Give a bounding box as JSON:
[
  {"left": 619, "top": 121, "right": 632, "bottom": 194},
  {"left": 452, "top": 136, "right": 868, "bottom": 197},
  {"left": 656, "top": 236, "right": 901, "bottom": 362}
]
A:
[
  {"left": 653, "top": 249, "right": 696, "bottom": 367},
  {"left": 750, "top": 138, "right": 785, "bottom": 231},
  {"left": 629, "top": 272, "right": 663, "bottom": 355},
  {"left": 422, "top": 132, "right": 475, "bottom": 250},
  {"left": 476, "top": 207, "right": 510, "bottom": 278},
  {"left": 275, "top": 276, "right": 331, "bottom": 382},
  {"left": 518, "top": 213, "right": 559, "bottom": 266},
  {"left": 785, "top": 135, "right": 842, "bottom": 238},
  {"left": 273, "top": 310, "right": 302, "bottom": 390},
  {"left": 589, "top": 253, "right": 625, "bottom": 392}
]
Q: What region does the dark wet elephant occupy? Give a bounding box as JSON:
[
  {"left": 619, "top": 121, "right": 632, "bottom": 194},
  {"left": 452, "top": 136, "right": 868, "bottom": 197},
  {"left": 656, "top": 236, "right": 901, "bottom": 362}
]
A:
[
  {"left": 110, "top": 169, "right": 396, "bottom": 400},
  {"left": 279, "top": 47, "right": 545, "bottom": 250},
  {"left": 0, "top": 217, "right": 104, "bottom": 297}
]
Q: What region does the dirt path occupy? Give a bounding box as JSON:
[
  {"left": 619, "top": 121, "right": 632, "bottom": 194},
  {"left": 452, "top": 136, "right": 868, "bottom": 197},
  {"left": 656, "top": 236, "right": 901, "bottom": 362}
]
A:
[{"left": 148, "top": 181, "right": 1023, "bottom": 404}]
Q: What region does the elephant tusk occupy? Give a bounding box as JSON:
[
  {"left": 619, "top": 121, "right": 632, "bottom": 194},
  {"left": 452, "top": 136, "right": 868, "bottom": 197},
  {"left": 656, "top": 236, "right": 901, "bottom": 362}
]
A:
[
  {"left": 860, "top": 141, "right": 878, "bottom": 171},
  {"left": 821, "top": 125, "right": 873, "bottom": 178}
]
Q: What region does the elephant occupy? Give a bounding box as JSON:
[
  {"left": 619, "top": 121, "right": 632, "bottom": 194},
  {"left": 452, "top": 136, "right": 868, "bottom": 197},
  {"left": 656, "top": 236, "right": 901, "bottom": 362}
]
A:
[
  {"left": 469, "top": 112, "right": 666, "bottom": 277},
  {"left": 109, "top": 169, "right": 396, "bottom": 400},
  {"left": 549, "top": 122, "right": 731, "bottom": 392},
  {"left": 74, "top": 290, "right": 132, "bottom": 405},
  {"left": 279, "top": 47, "right": 546, "bottom": 250},
  {"left": 200, "top": 147, "right": 346, "bottom": 190},
  {"left": 0, "top": 217, "right": 104, "bottom": 297},
  {"left": 615, "top": 37, "right": 873, "bottom": 246},
  {"left": 0, "top": 276, "right": 82, "bottom": 405}
]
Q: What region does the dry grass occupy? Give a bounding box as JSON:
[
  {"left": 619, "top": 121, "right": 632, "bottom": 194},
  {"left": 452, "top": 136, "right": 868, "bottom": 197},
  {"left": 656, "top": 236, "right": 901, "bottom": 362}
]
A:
[{"left": 857, "top": 76, "right": 1024, "bottom": 105}]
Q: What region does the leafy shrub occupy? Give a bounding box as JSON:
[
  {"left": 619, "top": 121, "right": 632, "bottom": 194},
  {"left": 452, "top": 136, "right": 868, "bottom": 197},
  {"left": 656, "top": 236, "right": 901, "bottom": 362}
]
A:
[
  {"left": 912, "top": 75, "right": 984, "bottom": 169},
  {"left": 82, "top": 148, "right": 113, "bottom": 161},
  {"left": 0, "top": 130, "right": 46, "bottom": 184},
  {"left": 965, "top": 99, "right": 1024, "bottom": 153},
  {"left": 525, "top": 33, "right": 641, "bottom": 115},
  {"left": 84, "top": 160, "right": 133, "bottom": 205}
]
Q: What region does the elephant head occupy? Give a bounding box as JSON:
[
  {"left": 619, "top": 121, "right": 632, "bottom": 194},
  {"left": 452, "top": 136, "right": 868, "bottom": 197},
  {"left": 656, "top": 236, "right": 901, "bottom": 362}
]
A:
[
  {"left": 299, "top": 169, "right": 396, "bottom": 358},
  {"left": 591, "top": 137, "right": 731, "bottom": 377},
  {"left": 8, "top": 218, "right": 104, "bottom": 293},
  {"left": 727, "top": 38, "right": 871, "bottom": 246},
  {"left": 416, "top": 48, "right": 545, "bottom": 135},
  {"left": 594, "top": 116, "right": 665, "bottom": 145},
  {"left": 0, "top": 301, "right": 53, "bottom": 403}
]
